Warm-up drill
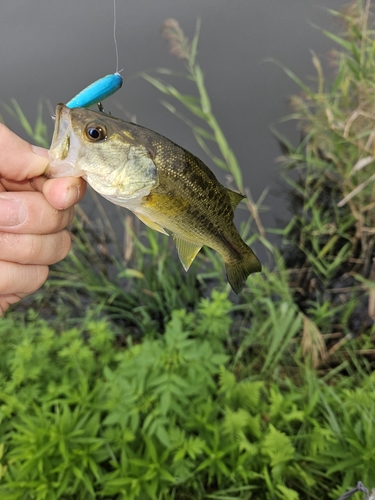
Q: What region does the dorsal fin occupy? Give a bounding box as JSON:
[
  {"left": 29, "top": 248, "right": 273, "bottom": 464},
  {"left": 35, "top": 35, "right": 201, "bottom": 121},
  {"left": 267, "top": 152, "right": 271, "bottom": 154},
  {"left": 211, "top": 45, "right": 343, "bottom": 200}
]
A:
[{"left": 226, "top": 189, "right": 245, "bottom": 209}]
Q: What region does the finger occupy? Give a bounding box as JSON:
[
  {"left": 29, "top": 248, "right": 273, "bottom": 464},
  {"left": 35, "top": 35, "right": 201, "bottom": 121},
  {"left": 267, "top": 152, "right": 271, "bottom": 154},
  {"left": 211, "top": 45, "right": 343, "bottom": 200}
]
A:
[
  {"left": 0, "top": 261, "right": 49, "bottom": 295},
  {"left": 42, "top": 177, "right": 87, "bottom": 210},
  {"left": 0, "top": 230, "right": 71, "bottom": 265},
  {"left": 0, "top": 178, "right": 37, "bottom": 192},
  {"left": 0, "top": 191, "right": 74, "bottom": 234},
  {"left": 1, "top": 176, "right": 87, "bottom": 210},
  {"left": 0, "top": 123, "right": 49, "bottom": 181},
  {"left": 0, "top": 293, "right": 22, "bottom": 317}
]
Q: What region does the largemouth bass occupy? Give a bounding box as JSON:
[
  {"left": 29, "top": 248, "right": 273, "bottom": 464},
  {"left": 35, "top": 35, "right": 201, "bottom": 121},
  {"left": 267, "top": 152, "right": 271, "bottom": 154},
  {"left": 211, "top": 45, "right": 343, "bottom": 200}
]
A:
[{"left": 47, "top": 104, "right": 261, "bottom": 293}]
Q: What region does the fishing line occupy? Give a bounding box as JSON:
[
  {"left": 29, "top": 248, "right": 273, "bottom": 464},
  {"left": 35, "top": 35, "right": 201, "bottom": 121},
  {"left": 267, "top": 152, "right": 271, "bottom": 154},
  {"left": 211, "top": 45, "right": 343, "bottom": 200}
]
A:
[
  {"left": 65, "top": 0, "right": 123, "bottom": 110},
  {"left": 113, "top": 0, "right": 120, "bottom": 75}
]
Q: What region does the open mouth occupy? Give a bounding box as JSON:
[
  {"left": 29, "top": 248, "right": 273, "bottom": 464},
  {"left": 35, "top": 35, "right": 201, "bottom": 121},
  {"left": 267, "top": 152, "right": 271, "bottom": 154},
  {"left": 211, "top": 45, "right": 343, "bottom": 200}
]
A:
[{"left": 45, "top": 104, "right": 85, "bottom": 178}]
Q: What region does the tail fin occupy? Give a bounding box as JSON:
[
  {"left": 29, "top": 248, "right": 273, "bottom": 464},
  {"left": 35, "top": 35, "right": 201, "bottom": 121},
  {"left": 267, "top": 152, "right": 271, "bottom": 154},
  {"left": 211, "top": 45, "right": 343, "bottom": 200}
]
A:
[{"left": 225, "top": 248, "right": 261, "bottom": 294}]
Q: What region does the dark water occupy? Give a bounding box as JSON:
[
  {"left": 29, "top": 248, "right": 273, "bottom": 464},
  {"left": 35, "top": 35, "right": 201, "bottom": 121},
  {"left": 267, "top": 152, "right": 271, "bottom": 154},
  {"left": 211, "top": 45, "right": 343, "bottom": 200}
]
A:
[{"left": 1, "top": 0, "right": 345, "bottom": 244}]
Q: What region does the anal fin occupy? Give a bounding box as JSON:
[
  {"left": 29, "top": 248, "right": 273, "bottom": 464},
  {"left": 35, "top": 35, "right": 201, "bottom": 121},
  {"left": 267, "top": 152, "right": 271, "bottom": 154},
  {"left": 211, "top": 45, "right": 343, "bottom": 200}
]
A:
[
  {"left": 174, "top": 236, "right": 202, "bottom": 271},
  {"left": 135, "top": 213, "right": 169, "bottom": 235}
]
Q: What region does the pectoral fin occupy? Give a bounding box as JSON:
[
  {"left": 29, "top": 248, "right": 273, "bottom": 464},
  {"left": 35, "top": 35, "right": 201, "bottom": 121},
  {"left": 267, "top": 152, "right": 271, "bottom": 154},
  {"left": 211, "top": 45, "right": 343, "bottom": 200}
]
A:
[
  {"left": 174, "top": 236, "right": 202, "bottom": 271},
  {"left": 135, "top": 213, "right": 169, "bottom": 235}
]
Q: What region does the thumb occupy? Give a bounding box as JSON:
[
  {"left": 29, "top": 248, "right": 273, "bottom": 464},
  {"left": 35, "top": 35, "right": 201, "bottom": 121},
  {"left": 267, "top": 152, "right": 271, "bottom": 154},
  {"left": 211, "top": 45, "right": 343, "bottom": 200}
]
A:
[{"left": 0, "top": 123, "right": 49, "bottom": 181}]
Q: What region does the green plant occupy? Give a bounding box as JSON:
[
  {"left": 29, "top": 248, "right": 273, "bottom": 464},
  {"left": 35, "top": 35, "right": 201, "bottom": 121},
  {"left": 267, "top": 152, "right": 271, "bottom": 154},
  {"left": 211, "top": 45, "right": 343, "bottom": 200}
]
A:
[
  {"left": 2, "top": 2, "right": 375, "bottom": 499},
  {"left": 270, "top": 0, "right": 375, "bottom": 344},
  {"left": 0, "top": 296, "right": 311, "bottom": 499},
  {"left": 2, "top": 304, "right": 375, "bottom": 499}
]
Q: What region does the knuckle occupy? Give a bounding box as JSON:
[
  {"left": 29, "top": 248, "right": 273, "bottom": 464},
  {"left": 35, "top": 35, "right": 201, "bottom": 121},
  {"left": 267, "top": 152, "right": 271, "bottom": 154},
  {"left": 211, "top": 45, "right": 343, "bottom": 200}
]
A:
[
  {"left": 0, "top": 263, "right": 12, "bottom": 291},
  {"left": 34, "top": 265, "right": 49, "bottom": 290},
  {"left": 52, "top": 230, "right": 71, "bottom": 263},
  {"left": 61, "top": 230, "right": 72, "bottom": 258}
]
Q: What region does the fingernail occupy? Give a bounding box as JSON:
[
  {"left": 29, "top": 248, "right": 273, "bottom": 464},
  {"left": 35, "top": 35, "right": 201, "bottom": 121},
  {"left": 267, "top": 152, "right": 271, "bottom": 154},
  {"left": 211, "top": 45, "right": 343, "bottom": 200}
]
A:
[
  {"left": 32, "top": 145, "right": 49, "bottom": 158},
  {"left": 64, "top": 185, "right": 80, "bottom": 208},
  {"left": 0, "top": 197, "right": 27, "bottom": 227}
]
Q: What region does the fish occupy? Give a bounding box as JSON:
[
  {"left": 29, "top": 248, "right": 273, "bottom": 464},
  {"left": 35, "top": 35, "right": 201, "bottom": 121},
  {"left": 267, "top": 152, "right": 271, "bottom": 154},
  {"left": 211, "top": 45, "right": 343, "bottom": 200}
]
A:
[
  {"left": 46, "top": 104, "right": 261, "bottom": 293},
  {"left": 65, "top": 73, "right": 123, "bottom": 109}
]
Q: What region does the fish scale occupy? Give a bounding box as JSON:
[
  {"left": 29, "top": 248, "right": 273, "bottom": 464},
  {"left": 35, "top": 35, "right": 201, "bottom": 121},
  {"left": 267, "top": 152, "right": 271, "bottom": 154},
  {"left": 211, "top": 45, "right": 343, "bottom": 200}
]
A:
[
  {"left": 47, "top": 104, "right": 261, "bottom": 293},
  {"left": 149, "top": 146, "right": 241, "bottom": 256}
]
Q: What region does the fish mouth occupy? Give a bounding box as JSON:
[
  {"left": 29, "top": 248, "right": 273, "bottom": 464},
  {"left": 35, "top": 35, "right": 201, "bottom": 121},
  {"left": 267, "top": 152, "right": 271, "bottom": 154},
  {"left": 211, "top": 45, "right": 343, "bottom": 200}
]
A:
[{"left": 45, "top": 104, "right": 85, "bottom": 178}]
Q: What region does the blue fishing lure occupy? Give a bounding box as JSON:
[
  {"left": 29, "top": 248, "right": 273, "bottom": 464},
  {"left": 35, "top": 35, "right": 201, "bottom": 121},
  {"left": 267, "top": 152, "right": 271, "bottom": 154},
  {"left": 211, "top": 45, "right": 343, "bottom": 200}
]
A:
[{"left": 65, "top": 72, "right": 123, "bottom": 109}]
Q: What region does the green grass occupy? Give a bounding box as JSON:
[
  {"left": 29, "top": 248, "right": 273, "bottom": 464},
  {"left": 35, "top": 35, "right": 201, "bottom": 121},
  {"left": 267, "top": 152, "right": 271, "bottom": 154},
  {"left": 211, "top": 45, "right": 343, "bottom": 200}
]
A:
[{"left": 1, "top": 1, "right": 375, "bottom": 498}]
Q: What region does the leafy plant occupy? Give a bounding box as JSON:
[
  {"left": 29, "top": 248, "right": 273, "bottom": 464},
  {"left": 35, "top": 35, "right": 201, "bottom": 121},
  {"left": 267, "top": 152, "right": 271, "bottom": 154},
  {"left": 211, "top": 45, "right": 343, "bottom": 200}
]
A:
[
  {"left": 2, "top": 305, "right": 374, "bottom": 499},
  {"left": 2, "top": 2, "right": 375, "bottom": 499}
]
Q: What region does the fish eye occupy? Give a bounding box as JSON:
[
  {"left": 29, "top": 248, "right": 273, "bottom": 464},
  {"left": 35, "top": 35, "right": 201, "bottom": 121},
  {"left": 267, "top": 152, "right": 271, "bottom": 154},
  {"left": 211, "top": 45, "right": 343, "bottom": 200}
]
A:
[{"left": 85, "top": 123, "right": 107, "bottom": 142}]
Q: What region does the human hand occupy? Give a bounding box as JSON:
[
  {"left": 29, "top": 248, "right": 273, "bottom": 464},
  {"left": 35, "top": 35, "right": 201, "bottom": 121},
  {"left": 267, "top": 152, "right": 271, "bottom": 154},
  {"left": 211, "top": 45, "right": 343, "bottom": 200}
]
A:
[{"left": 0, "top": 123, "right": 86, "bottom": 317}]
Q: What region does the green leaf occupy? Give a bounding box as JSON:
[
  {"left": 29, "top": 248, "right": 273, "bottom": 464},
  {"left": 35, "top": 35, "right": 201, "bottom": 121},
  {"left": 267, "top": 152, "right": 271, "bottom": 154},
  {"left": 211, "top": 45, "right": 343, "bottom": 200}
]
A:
[
  {"left": 276, "top": 484, "right": 300, "bottom": 500},
  {"left": 156, "top": 426, "right": 171, "bottom": 448},
  {"left": 262, "top": 425, "right": 295, "bottom": 467}
]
